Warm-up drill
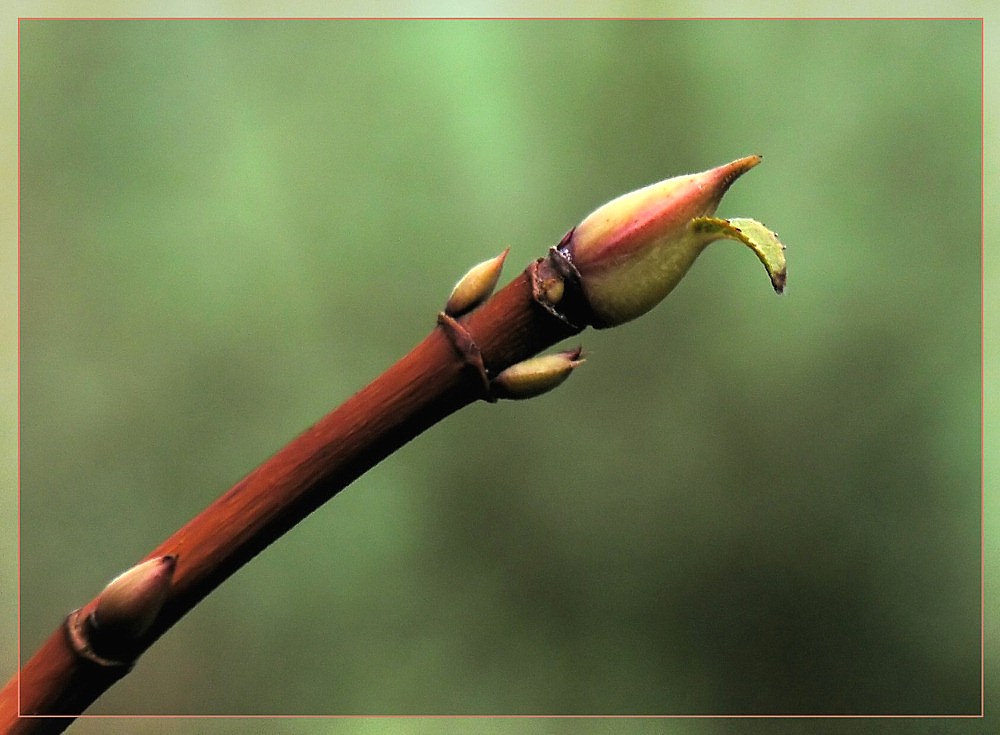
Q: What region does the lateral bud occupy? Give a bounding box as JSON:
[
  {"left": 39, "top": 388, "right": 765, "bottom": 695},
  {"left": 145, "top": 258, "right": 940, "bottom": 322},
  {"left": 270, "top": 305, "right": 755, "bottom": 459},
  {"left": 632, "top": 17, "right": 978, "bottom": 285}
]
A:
[
  {"left": 491, "top": 348, "right": 584, "bottom": 400},
  {"left": 445, "top": 248, "right": 510, "bottom": 317}
]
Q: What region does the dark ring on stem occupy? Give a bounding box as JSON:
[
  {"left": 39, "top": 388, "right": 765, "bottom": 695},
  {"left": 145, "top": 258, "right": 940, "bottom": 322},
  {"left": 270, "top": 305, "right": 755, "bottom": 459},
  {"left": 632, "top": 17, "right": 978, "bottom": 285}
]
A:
[
  {"left": 530, "top": 247, "right": 590, "bottom": 330},
  {"left": 64, "top": 610, "right": 133, "bottom": 670},
  {"left": 436, "top": 312, "right": 494, "bottom": 402}
]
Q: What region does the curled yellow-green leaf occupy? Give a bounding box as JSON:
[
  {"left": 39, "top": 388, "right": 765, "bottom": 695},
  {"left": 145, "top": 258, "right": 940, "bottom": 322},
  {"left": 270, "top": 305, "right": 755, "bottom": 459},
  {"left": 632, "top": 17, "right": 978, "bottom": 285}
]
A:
[{"left": 690, "top": 216, "right": 787, "bottom": 293}]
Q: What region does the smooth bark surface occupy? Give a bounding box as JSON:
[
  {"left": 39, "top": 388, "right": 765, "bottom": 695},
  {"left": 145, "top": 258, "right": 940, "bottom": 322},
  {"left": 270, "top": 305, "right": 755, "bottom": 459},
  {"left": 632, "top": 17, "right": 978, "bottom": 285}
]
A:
[{"left": 2, "top": 257, "right": 584, "bottom": 733}]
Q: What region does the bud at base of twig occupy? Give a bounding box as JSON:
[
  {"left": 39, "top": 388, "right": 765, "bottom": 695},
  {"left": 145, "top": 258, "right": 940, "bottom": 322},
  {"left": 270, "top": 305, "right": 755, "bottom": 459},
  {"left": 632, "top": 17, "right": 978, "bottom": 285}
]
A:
[{"left": 67, "top": 555, "right": 177, "bottom": 667}]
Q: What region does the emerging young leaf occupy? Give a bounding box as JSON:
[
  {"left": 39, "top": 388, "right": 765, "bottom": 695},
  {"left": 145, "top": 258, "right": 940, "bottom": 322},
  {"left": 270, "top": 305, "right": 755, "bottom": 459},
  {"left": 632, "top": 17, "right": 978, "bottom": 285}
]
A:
[{"left": 690, "top": 216, "right": 787, "bottom": 293}]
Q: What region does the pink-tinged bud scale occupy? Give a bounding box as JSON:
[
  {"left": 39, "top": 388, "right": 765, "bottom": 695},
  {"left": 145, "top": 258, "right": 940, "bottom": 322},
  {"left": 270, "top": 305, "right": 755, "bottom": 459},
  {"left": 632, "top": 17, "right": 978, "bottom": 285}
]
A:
[{"left": 558, "top": 156, "right": 785, "bottom": 328}]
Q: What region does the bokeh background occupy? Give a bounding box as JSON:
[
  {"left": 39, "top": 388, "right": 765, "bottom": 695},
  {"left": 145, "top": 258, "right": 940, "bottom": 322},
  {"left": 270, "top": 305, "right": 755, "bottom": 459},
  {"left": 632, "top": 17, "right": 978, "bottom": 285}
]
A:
[{"left": 9, "top": 10, "right": 991, "bottom": 735}]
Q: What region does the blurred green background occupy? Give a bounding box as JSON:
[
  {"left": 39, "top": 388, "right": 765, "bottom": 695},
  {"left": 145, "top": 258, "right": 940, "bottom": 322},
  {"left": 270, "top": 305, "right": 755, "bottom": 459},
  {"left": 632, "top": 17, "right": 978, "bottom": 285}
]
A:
[{"left": 12, "top": 13, "right": 986, "bottom": 731}]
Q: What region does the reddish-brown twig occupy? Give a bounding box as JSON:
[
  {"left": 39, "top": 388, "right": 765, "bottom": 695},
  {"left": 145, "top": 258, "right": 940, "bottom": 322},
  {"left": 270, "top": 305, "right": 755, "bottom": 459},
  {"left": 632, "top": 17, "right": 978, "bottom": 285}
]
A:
[{"left": 2, "top": 157, "right": 786, "bottom": 732}]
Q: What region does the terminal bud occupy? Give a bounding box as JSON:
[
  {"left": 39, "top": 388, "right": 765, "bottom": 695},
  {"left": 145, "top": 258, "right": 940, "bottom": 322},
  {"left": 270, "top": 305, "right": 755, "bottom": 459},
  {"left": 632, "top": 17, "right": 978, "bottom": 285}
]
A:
[{"left": 558, "top": 156, "right": 785, "bottom": 328}]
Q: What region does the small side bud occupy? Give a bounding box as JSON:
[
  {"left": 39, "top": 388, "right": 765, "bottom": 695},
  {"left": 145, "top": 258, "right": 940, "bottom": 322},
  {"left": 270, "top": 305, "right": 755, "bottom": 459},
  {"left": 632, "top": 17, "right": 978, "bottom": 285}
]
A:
[
  {"left": 445, "top": 248, "right": 510, "bottom": 317},
  {"left": 491, "top": 348, "right": 584, "bottom": 400},
  {"left": 92, "top": 555, "right": 176, "bottom": 642}
]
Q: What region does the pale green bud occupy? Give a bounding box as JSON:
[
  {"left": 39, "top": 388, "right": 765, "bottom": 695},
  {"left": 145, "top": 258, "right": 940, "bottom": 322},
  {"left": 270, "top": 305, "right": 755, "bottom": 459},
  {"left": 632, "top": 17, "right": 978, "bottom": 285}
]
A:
[
  {"left": 445, "top": 248, "right": 510, "bottom": 317},
  {"left": 491, "top": 348, "right": 584, "bottom": 400}
]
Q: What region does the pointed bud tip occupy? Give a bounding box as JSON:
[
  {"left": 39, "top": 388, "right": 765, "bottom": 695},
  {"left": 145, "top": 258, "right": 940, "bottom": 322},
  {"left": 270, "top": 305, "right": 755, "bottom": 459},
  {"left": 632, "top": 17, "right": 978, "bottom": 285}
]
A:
[{"left": 705, "top": 155, "right": 764, "bottom": 207}]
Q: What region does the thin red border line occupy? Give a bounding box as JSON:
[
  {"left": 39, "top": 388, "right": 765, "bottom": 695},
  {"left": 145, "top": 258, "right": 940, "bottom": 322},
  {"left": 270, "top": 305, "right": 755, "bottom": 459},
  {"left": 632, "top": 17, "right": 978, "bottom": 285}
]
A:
[
  {"left": 13, "top": 15, "right": 985, "bottom": 720},
  {"left": 15, "top": 12, "right": 22, "bottom": 721},
  {"left": 13, "top": 14, "right": 985, "bottom": 721},
  {"left": 14, "top": 16, "right": 989, "bottom": 21},
  {"left": 42, "top": 714, "right": 990, "bottom": 720},
  {"left": 979, "top": 15, "right": 986, "bottom": 721},
  {"left": 14, "top": 15, "right": 985, "bottom": 721}
]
